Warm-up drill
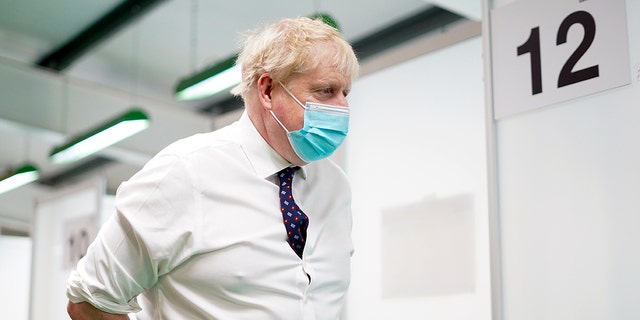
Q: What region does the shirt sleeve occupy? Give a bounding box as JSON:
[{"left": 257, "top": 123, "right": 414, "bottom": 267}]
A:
[{"left": 66, "top": 153, "right": 200, "bottom": 314}]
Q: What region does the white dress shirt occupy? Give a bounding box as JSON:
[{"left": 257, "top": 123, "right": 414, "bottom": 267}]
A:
[{"left": 66, "top": 111, "right": 354, "bottom": 320}]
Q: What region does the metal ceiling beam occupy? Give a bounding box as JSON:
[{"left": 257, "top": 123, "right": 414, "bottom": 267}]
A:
[
  {"left": 38, "top": 156, "right": 114, "bottom": 187},
  {"left": 199, "top": 5, "right": 465, "bottom": 114},
  {"left": 36, "top": 0, "right": 167, "bottom": 72},
  {"left": 351, "top": 6, "right": 464, "bottom": 61}
]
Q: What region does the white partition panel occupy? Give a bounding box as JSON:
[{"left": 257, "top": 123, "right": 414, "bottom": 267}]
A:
[
  {"left": 30, "top": 179, "right": 104, "bottom": 320},
  {"left": 346, "top": 36, "right": 491, "bottom": 320},
  {"left": 484, "top": 0, "right": 640, "bottom": 319},
  {"left": 0, "top": 235, "right": 32, "bottom": 320}
]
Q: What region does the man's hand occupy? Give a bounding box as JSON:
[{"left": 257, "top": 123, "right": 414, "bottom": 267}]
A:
[{"left": 67, "top": 301, "right": 130, "bottom": 320}]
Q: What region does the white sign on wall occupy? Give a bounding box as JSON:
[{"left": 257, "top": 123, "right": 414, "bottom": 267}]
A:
[
  {"left": 490, "top": 0, "right": 630, "bottom": 119},
  {"left": 63, "top": 214, "right": 97, "bottom": 269},
  {"left": 31, "top": 179, "right": 103, "bottom": 320}
]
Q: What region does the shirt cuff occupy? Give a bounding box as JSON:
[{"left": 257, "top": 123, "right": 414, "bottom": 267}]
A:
[{"left": 66, "top": 270, "right": 142, "bottom": 314}]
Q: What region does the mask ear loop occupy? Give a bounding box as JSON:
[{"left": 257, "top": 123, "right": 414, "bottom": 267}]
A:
[
  {"left": 277, "top": 80, "right": 306, "bottom": 109},
  {"left": 268, "top": 81, "right": 292, "bottom": 133},
  {"left": 269, "top": 109, "right": 290, "bottom": 133}
]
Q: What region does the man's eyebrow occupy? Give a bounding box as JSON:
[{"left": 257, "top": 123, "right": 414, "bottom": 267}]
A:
[{"left": 310, "top": 80, "right": 348, "bottom": 89}]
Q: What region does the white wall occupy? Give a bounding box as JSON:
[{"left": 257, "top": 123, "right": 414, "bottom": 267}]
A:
[
  {"left": 486, "top": 0, "right": 640, "bottom": 319},
  {"left": 30, "top": 179, "right": 104, "bottom": 320},
  {"left": 346, "top": 36, "right": 491, "bottom": 319},
  {"left": 0, "top": 235, "right": 31, "bottom": 319}
]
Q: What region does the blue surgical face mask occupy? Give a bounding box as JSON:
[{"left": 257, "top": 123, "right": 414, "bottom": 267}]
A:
[{"left": 270, "top": 81, "right": 350, "bottom": 163}]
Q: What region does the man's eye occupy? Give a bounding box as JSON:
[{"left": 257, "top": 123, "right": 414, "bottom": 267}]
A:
[{"left": 320, "top": 88, "right": 333, "bottom": 95}]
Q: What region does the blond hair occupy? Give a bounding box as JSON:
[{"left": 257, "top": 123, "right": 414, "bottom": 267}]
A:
[{"left": 231, "top": 17, "right": 359, "bottom": 100}]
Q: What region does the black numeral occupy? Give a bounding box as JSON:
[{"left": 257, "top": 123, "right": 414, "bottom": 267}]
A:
[
  {"left": 516, "top": 10, "right": 599, "bottom": 95},
  {"left": 557, "top": 10, "right": 599, "bottom": 88},
  {"left": 517, "top": 27, "right": 542, "bottom": 95}
]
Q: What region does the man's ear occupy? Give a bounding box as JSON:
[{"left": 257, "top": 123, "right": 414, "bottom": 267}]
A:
[{"left": 257, "top": 74, "right": 274, "bottom": 110}]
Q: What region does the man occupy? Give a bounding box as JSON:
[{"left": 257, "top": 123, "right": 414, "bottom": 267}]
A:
[{"left": 66, "top": 16, "right": 359, "bottom": 319}]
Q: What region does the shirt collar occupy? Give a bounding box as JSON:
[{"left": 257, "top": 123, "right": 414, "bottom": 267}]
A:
[{"left": 236, "top": 111, "right": 307, "bottom": 180}]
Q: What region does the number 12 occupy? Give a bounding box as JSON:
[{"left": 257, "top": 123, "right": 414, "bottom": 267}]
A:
[{"left": 517, "top": 10, "right": 600, "bottom": 95}]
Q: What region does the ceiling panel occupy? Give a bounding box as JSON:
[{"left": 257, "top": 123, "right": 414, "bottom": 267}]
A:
[{"left": 0, "top": 0, "right": 473, "bottom": 226}]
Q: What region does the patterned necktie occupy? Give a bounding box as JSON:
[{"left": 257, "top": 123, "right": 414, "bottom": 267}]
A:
[{"left": 277, "top": 166, "right": 309, "bottom": 258}]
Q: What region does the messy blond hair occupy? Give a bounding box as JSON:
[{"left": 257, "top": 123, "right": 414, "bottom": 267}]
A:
[{"left": 231, "top": 17, "right": 359, "bottom": 100}]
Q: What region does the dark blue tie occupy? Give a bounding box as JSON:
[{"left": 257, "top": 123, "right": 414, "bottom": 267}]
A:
[{"left": 277, "top": 167, "right": 309, "bottom": 258}]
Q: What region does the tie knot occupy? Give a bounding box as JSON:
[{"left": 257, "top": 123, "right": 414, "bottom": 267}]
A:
[{"left": 278, "top": 166, "right": 299, "bottom": 182}]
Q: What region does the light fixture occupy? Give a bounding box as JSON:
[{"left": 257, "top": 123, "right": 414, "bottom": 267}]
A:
[
  {"left": 174, "top": 55, "right": 240, "bottom": 101},
  {"left": 311, "top": 13, "right": 340, "bottom": 30},
  {"left": 49, "top": 108, "right": 151, "bottom": 164},
  {"left": 0, "top": 163, "right": 40, "bottom": 195}
]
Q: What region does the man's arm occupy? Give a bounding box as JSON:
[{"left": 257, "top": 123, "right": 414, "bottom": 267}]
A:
[{"left": 67, "top": 301, "right": 130, "bottom": 320}]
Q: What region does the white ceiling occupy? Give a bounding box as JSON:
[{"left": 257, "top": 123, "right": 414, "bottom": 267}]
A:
[{"left": 0, "top": 0, "right": 481, "bottom": 228}]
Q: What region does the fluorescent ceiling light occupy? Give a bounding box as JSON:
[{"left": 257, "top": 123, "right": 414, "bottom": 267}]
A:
[
  {"left": 0, "top": 163, "right": 40, "bottom": 195},
  {"left": 49, "top": 108, "right": 151, "bottom": 164},
  {"left": 311, "top": 13, "right": 340, "bottom": 30},
  {"left": 174, "top": 55, "right": 240, "bottom": 101}
]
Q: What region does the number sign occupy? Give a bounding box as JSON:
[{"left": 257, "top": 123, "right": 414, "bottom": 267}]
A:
[
  {"left": 490, "top": 0, "right": 630, "bottom": 119},
  {"left": 63, "top": 214, "right": 97, "bottom": 269}
]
